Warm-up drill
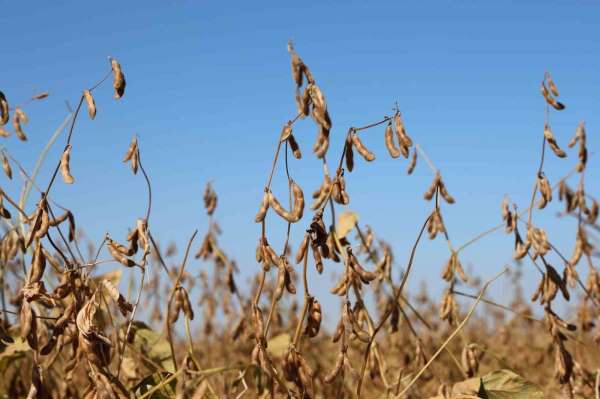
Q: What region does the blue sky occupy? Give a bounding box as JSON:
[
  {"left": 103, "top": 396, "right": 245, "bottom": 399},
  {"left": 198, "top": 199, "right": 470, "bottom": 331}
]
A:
[{"left": 1, "top": 1, "right": 598, "bottom": 316}]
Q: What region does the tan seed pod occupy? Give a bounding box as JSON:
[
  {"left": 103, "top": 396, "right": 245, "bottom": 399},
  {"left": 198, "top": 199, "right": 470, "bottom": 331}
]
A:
[
  {"left": 296, "top": 353, "right": 314, "bottom": 381},
  {"left": 0, "top": 127, "right": 9, "bottom": 137},
  {"left": 274, "top": 264, "right": 286, "bottom": 301},
  {"left": 304, "top": 298, "right": 322, "bottom": 337},
  {"left": 203, "top": 182, "right": 218, "bottom": 215},
  {"left": 545, "top": 72, "right": 560, "bottom": 97},
  {"left": 123, "top": 136, "right": 137, "bottom": 162},
  {"left": 0, "top": 196, "right": 12, "bottom": 219},
  {"left": 169, "top": 290, "right": 183, "bottom": 324},
  {"left": 541, "top": 81, "right": 565, "bottom": 110},
  {"left": 107, "top": 239, "right": 136, "bottom": 267},
  {"left": 67, "top": 211, "right": 76, "bottom": 242},
  {"left": 313, "top": 126, "right": 330, "bottom": 159},
  {"left": 324, "top": 352, "right": 345, "bottom": 384},
  {"left": 288, "top": 133, "right": 302, "bottom": 159},
  {"left": 307, "top": 84, "right": 326, "bottom": 115},
  {"left": 20, "top": 300, "right": 33, "bottom": 340},
  {"left": 295, "top": 234, "right": 309, "bottom": 264},
  {"left": 536, "top": 174, "right": 551, "bottom": 209},
  {"left": 60, "top": 145, "right": 75, "bottom": 184},
  {"left": 568, "top": 122, "right": 587, "bottom": 172},
  {"left": 528, "top": 227, "right": 550, "bottom": 258},
  {"left": 325, "top": 230, "right": 340, "bottom": 263},
  {"left": 407, "top": 147, "right": 417, "bottom": 174},
  {"left": 311, "top": 241, "right": 323, "bottom": 273},
  {"left": 27, "top": 241, "right": 46, "bottom": 284},
  {"left": 254, "top": 191, "right": 270, "bottom": 223},
  {"left": 122, "top": 136, "right": 139, "bottom": 174},
  {"left": 330, "top": 272, "right": 349, "bottom": 296},
  {"left": 423, "top": 173, "right": 440, "bottom": 201},
  {"left": 283, "top": 264, "right": 296, "bottom": 295},
  {"left": 0, "top": 91, "right": 9, "bottom": 126},
  {"left": 263, "top": 241, "right": 279, "bottom": 271},
  {"left": 332, "top": 317, "right": 345, "bottom": 343},
  {"left": 13, "top": 107, "right": 27, "bottom": 141},
  {"left": 513, "top": 231, "right": 531, "bottom": 260},
  {"left": 136, "top": 218, "right": 149, "bottom": 254},
  {"left": 279, "top": 123, "right": 292, "bottom": 142},
  {"left": 438, "top": 179, "right": 455, "bottom": 204},
  {"left": 461, "top": 344, "right": 479, "bottom": 377},
  {"left": 394, "top": 113, "right": 413, "bottom": 147},
  {"left": 110, "top": 57, "right": 126, "bottom": 99},
  {"left": 348, "top": 250, "right": 376, "bottom": 284},
  {"left": 15, "top": 107, "right": 28, "bottom": 124},
  {"left": 400, "top": 143, "right": 409, "bottom": 159},
  {"left": 2, "top": 154, "right": 12, "bottom": 179},
  {"left": 554, "top": 344, "right": 573, "bottom": 384},
  {"left": 179, "top": 287, "right": 194, "bottom": 320},
  {"left": 296, "top": 88, "right": 310, "bottom": 117},
  {"left": 25, "top": 208, "right": 42, "bottom": 248},
  {"left": 384, "top": 122, "right": 402, "bottom": 158},
  {"left": 83, "top": 90, "right": 96, "bottom": 120},
  {"left": 502, "top": 197, "right": 515, "bottom": 233},
  {"left": 268, "top": 181, "right": 304, "bottom": 223},
  {"left": 31, "top": 92, "right": 49, "bottom": 100},
  {"left": 351, "top": 133, "right": 375, "bottom": 162},
  {"left": 345, "top": 134, "right": 354, "bottom": 172},
  {"left": 543, "top": 123, "right": 566, "bottom": 158},
  {"left": 290, "top": 50, "right": 303, "bottom": 88},
  {"left": 33, "top": 201, "right": 49, "bottom": 240},
  {"left": 439, "top": 290, "right": 457, "bottom": 324},
  {"left": 311, "top": 175, "right": 331, "bottom": 210}
]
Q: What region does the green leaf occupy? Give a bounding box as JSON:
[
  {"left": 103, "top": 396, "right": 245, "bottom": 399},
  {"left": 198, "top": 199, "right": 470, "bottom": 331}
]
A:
[
  {"left": 128, "top": 321, "right": 175, "bottom": 373},
  {"left": 266, "top": 333, "right": 290, "bottom": 358},
  {"left": 452, "top": 369, "right": 543, "bottom": 399},
  {"left": 0, "top": 335, "right": 31, "bottom": 371}
]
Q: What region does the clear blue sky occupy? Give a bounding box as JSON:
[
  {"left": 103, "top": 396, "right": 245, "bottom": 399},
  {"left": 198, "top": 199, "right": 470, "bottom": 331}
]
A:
[{"left": 1, "top": 1, "right": 598, "bottom": 313}]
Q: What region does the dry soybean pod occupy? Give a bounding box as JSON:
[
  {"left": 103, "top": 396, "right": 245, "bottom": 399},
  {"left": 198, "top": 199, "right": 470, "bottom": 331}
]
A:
[
  {"left": 60, "top": 145, "right": 75, "bottom": 184},
  {"left": 0, "top": 91, "right": 9, "bottom": 126},
  {"left": 268, "top": 181, "right": 304, "bottom": 223},
  {"left": 83, "top": 90, "right": 96, "bottom": 120},
  {"left": 384, "top": 122, "right": 401, "bottom": 158},
  {"left": 351, "top": 132, "right": 375, "bottom": 161}
]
